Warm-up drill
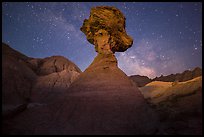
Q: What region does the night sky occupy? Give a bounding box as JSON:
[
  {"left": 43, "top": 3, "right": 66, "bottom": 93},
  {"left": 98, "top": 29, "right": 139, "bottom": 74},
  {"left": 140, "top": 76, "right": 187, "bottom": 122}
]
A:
[{"left": 2, "top": 2, "right": 202, "bottom": 78}]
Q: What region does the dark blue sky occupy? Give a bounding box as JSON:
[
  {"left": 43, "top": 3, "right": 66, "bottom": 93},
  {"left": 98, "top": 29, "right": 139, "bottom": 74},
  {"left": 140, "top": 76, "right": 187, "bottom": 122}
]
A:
[{"left": 2, "top": 2, "right": 202, "bottom": 78}]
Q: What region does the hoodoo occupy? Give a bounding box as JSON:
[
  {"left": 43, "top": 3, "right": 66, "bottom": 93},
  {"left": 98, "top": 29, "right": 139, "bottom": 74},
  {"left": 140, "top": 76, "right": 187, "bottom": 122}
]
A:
[
  {"left": 2, "top": 6, "right": 159, "bottom": 135},
  {"left": 53, "top": 6, "right": 159, "bottom": 134}
]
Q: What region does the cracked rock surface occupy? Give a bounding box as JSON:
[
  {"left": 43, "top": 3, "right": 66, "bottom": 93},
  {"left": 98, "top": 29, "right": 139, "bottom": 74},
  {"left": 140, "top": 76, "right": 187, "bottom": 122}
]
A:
[{"left": 2, "top": 43, "right": 81, "bottom": 119}]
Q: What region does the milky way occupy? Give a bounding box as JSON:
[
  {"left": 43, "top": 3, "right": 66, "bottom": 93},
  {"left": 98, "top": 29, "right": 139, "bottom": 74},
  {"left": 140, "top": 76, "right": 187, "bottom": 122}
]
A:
[{"left": 2, "top": 2, "right": 202, "bottom": 78}]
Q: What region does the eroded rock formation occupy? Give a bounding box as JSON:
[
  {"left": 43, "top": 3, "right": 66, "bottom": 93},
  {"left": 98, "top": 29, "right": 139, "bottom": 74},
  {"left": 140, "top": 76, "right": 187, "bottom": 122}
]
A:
[
  {"left": 80, "top": 6, "right": 133, "bottom": 53},
  {"left": 46, "top": 6, "right": 159, "bottom": 134},
  {"left": 2, "top": 43, "right": 81, "bottom": 119},
  {"left": 2, "top": 6, "right": 159, "bottom": 135},
  {"left": 139, "top": 77, "right": 202, "bottom": 135}
]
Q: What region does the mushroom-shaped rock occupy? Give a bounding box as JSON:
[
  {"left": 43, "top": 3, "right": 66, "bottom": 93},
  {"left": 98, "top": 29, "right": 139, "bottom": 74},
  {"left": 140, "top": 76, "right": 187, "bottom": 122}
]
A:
[
  {"left": 80, "top": 6, "right": 133, "bottom": 53},
  {"left": 2, "top": 7, "right": 160, "bottom": 135}
]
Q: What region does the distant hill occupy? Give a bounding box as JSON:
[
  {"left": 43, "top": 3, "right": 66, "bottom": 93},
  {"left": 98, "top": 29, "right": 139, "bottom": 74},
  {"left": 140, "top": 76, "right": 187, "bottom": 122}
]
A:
[
  {"left": 129, "top": 67, "right": 202, "bottom": 87},
  {"left": 152, "top": 67, "right": 202, "bottom": 82}
]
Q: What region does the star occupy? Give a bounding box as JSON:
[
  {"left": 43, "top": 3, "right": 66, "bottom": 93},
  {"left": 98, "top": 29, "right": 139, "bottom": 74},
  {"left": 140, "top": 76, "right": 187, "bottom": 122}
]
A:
[
  {"left": 160, "top": 34, "right": 163, "bottom": 38},
  {"left": 2, "top": 2, "right": 202, "bottom": 78}
]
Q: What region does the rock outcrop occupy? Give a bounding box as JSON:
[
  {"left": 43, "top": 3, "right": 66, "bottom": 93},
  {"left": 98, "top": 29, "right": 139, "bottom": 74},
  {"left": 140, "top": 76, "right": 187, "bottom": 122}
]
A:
[
  {"left": 3, "top": 53, "right": 159, "bottom": 135},
  {"left": 2, "top": 43, "right": 37, "bottom": 118},
  {"left": 129, "top": 75, "right": 152, "bottom": 87},
  {"left": 51, "top": 53, "right": 159, "bottom": 134},
  {"left": 80, "top": 6, "right": 133, "bottom": 53},
  {"left": 2, "top": 43, "right": 81, "bottom": 118},
  {"left": 139, "top": 76, "right": 202, "bottom": 104},
  {"left": 139, "top": 77, "right": 202, "bottom": 135},
  {"left": 30, "top": 56, "right": 81, "bottom": 103},
  {"left": 48, "top": 6, "right": 158, "bottom": 134},
  {"left": 2, "top": 6, "right": 159, "bottom": 135}
]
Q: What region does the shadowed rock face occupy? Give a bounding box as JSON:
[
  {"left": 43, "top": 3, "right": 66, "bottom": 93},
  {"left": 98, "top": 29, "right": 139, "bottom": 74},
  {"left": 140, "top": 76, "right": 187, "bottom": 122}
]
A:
[
  {"left": 42, "top": 6, "right": 158, "bottom": 134},
  {"left": 2, "top": 53, "right": 159, "bottom": 135},
  {"left": 129, "top": 75, "right": 152, "bottom": 87},
  {"left": 2, "top": 43, "right": 81, "bottom": 119},
  {"left": 57, "top": 7, "right": 158, "bottom": 134},
  {"left": 52, "top": 53, "right": 159, "bottom": 134}
]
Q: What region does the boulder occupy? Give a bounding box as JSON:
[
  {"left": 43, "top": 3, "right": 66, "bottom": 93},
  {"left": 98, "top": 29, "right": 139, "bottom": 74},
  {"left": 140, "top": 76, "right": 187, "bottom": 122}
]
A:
[{"left": 80, "top": 6, "right": 133, "bottom": 53}]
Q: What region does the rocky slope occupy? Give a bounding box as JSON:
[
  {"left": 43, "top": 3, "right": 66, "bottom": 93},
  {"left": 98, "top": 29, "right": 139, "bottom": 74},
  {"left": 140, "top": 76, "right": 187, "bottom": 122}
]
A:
[
  {"left": 3, "top": 53, "right": 159, "bottom": 135},
  {"left": 139, "top": 76, "right": 202, "bottom": 104},
  {"left": 2, "top": 42, "right": 202, "bottom": 135},
  {"left": 2, "top": 43, "right": 82, "bottom": 118},
  {"left": 139, "top": 76, "right": 202, "bottom": 135}
]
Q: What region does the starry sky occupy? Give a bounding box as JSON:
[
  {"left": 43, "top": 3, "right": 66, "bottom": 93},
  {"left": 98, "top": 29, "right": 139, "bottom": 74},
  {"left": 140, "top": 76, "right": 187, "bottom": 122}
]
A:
[{"left": 2, "top": 2, "right": 202, "bottom": 78}]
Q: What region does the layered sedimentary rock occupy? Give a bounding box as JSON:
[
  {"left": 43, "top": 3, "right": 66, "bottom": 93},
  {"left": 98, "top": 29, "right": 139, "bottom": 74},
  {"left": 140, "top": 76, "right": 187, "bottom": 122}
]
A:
[
  {"left": 2, "top": 43, "right": 81, "bottom": 119},
  {"left": 2, "top": 43, "right": 37, "bottom": 118},
  {"left": 3, "top": 53, "right": 159, "bottom": 135},
  {"left": 49, "top": 6, "right": 158, "bottom": 134},
  {"left": 2, "top": 6, "right": 159, "bottom": 135},
  {"left": 51, "top": 53, "right": 159, "bottom": 134},
  {"left": 139, "top": 77, "right": 202, "bottom": 135},
  {"left": 30, "top": 56, "right": 81, "bottom": 103}
]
